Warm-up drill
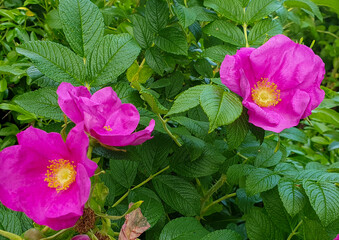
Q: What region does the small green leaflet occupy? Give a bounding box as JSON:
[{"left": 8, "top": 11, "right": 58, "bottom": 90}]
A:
[{"left": 246, "top": 168, "right": 281, "bottom": 196}]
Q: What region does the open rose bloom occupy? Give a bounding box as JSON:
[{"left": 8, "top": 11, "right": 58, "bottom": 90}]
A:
[
  {"left": 57, "top": 82, "right": 155, "bottom": 146},
  {"left": 220, "top": 34, "right": 325, "bottom": 132},
  {"left": 0, "top": 125, "right": 97, "bottom": 230}
]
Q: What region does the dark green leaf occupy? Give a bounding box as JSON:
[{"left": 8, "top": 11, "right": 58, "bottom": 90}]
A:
[
  {"left": 145, "top": 0, "right": 169, "bottom": 33},
  {"left": 226, "top": 112, "right": 249, "bottom": 149},
  {"left": 173, "top": 1, "right": 197, "bottom": 28},
  {"left": 109, "top": 160, "right": 138, "bottom": 189},
  {"left": 246, "top": 168, "right": 281, "bottom": 195},
  {"left": 145, "top": 47, "right": 167, "bottom": 76},
  {"left": 254, "top": 139, "right": 287, "bottom": 167},
  {"left": 204, "top": 45, "right": 237, "bottom": 63},
  {"left": 204, "top": 0, "right": 244, "bottom": 23},
  {"left": 155, "top": 27, "right": 188, "bottom": 55},
  {"left": 284, "top": 0, "right": 323, "bottom": 21},
  {"left": 200, "top": 229, "right": 242, "bottom": 240},
  {"left": 132, "top": 15, "right": 155, "bottom": 49},
  {"left": 245, "top": 0, "right": 282, "bottom": 23},
  {"left": 248, "top": 18, "right": 283, "bottom": 45}
]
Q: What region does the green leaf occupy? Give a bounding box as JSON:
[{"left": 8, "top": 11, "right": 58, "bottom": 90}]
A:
[
  {"left": 261, "top": 188, "right": 293, "bottom": 233},
  {"left": 301, "top": 218, "right": 330, "bottom": 240},
  {"left": 254, "top": 139, "right": 287, "bottom": 167},
  {"left": 159, "top": 217, "right": 209, "bottom": 240},
  {"left": 225, "top": 112, "right": 249, "bottom": 149},
  {"left": 126, "top": 61, "right": 153, "bottom": 85},
  {"left": 303, "top": 180, "right": 339, "bottom": 226},
  {"left": 100, "top": 172, "right": 116, "bottom": 206},
  {"left": 145, "top": 0, "right": 169, "bottom": 33},
  {"left": 109, "top": 160, "right": 138, "bottom": 189},
  {"left": 246, "top": 168, "right": 281, "bottom": 196},
  {"left": 173, "top": 1, "right": 197, "bottom": 28},
  {"left": 245, "top": 208, "right": 284, "bottom": 240},
  {"left": 311, "top": 0, "right": 339, "bottom": 16},
  {"left": 59, "top": 0, "right": 104, "bottom": 57},
  {"left": 280, "top": 127, "right": 308, "bottom": 143},
  {"left": 284, "top": 0, "right": 323, "bottom": 21},
  {"left": 128, "top": 188, "right": 165, "bottom": 227},
  {"left": 14, "top": 88, "right": 63, "bottom": 121},
  {"left": 200, "top": 85, "right": 243, "bottom": 133},
  {"left": 200, "top": 229, "right": 242, "bottom": 240},
  {"left": 16, "top": 41, "right": 86, "bottom": 86},
  {"left": 131, "top": 15, "right": 155, "bottom": 49},
  {"left": 153, "top": 175, "right": 201, "bottom": 216},
  {"left": 171, "top": 116, "right": 209, "bottom": 138},
  {"left": 194, "top": 59, "right": 213, "bottom": 78},
  {"left": 227, "top": 164, "right": 255, "bottom": 185},
  {"left": 0, "top": 65, "right": 25, "bottom": 76},
  {"left": 245, "top": 0, "right": 282, "bottom": 23},
  {"left": 155, "top": 27, "right": 188, "bottom": 55},
  {"left": 310, "top": 108, "right": 339, "bottom": 127},
  {"left": 204, "top": 45, "right": 237, "bottom": 63},
  {"left": 203, "top": 20, "right": 245, "bottom": 46},
  {"left": 236, "top": 188, "right": 261, "bottom": 213},
  {"left": 248, "top": 18, "right": 283, "bottom": 45},
  {"left": 204, "top": 0, "right": 244, "bottom": 23},
  {"left": 145, "top": 47, "right": 167, "bottom": 76},
  {"left": 278, "top": 179, "right": 306, "bottom": 217},
  {"left": 140, "top": 86, "right": 169, "bottom": 114},
  {"left": 87, "top": 34, "right": 141, "bottom": 87},
  {"left": 166, "top": 85, "right": 206, "bottom": 116}
]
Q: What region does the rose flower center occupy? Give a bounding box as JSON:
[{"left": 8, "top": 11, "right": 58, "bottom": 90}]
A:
[
  {"left": 103, "top": 125, "right": 112, "bottom": 131},
  {"left": 251, "top": 78, "right": 281, "bottom": 107},
  {"left": 44, "top": 159, "right": 76, "bottom": 193}
]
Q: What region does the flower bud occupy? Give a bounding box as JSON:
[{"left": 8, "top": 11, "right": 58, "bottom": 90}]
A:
[{"left": 23, "top": 228, "right": 43, "bottom": 240}]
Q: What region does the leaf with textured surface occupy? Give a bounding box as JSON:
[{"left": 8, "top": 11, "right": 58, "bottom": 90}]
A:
[
  {"left": 14, "top": 88, "right": 63, "bottom": 121},
  {"left": 226, "top": 112, "right": 249, "bottom": 149},
  {"left": 140, "top": 86, "right": 168, "bottom": 114},
  {"left": 200, "top": 229, "right": 242, "bottom": 240},
  {"left": 109, "top": 160, "right": 138, "bottom": 189},
  {"left": 203, "top": 20, "right": 245, "bottom": 46},
  {"left": 145, "top": 0, "right": 169, "bottom": 33},
  {"left": 200, "top": 85, "right": 243, "bottom": 132},
  {"left": 155, "top": 27, "right": 188, "bottom": 55},
  {"left": 16, "top": 41, "right": 86, "bottom": 86},
  {"left": 145, "top": 47, "right": 167, "bottom": 76},
  {"left": 303, "top": 180, "right": 339, "bottom": 226},
  {"left": 204, "top": 0, "right": 244, "bottom": 23},
  {"left": 166, "top": 85, "right": 206, "bottom": 116},
  {"left": 173, "top": 1, "right": 196, "bottom": 28},
  {"left": 246, "top": 168, "right": 280, "bottom": 196},
  {"left": 128, "top": 188, "right": 165, "bottom": 227},
  {"left": 248, "top": 18, "right": 283, "bottom": 45},
  {"left": 132, "top": 14, "right": 155, "bottom": 49},
  {"left": 278, "top": 179, "right": 306, "bottom": 217},
  {"left": 153, "top": 175, "right": 201, "bottom": 216},
  {"left": 245, "top": 0, "right": 282, "bottom": 23},
  {"left": 159, "top": 217, "right": 208, "bottom": 240},
  {"left": 204, "top": 45, "right": 237, "bottom": 63},
  {"left": 59, "top": 0, "right": 104, "bottom": 57},
  {"left": 171, "top": 116, "right": 209, "bottom": 138},
  {"left": 254, "top": 139, "right": 286, "bottom": 167},
  {"left": 227, "top": 164, "right": 255, "bottom": 185},
  {"left": 87, "top": 34, "right": 140, "bottom": 87},
  {"left": 284, "top": 0, "right": 323, "bottom": 21}
]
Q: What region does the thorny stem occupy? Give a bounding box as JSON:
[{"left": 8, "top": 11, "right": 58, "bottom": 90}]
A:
[
  {"left": 0, "top": 230, "right": 23, "bottom": 240},
  {"left": 287, "top": 220, "right": 303, "bottom": 240},
  {"left": 112, "top": 165, "right": 170, "bottom": 208},
  {"left": 157, "top": 113, "right": 182, "bottom": 147},
  {"left": 200, "top": 193, "right": 237, "bottom": 217},
  {"left": 202, "top": 174, "right": 227, "bottom": 204}
]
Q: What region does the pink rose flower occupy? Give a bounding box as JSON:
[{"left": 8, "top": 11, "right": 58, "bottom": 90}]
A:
[
  {"left": 57, "top": 82, "right": 155, "bottom": 147},
  {"left": 119, "top": 203, "right": 151, "bottom": 240},
  {"left": 334, "top": 234, "right": 339, "bottom": 240},
  {"left": 220, "top": 34, "right": 325, "bottom": 132},
  {"left": 0, "top": 125, "right": 98, "bottom": 230},
  {"left": 72, "top": 235, "right": 90, "bottom": 240}
]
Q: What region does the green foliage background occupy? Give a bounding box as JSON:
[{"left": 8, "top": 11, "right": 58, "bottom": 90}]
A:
[{"left": 0, "top": 0, "right": 338, "bottom": 239}]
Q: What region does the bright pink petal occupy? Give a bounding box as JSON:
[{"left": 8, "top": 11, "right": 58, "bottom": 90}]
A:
[
  {"left": 90, "top": 87, "right": 122, "bottom": 115},
  {"left": 90, "top": 120, "right": 155, "bottom": 147},
  {"left": 57, "top": 82, "right": 91, "bottom": 123},
  {"left": 72, "top": 235, "right": 91, "bottom": 240}
]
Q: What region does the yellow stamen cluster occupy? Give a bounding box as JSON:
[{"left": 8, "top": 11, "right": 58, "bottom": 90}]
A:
[
  {"left": 251, "top": 78, "right": 281, "bottom": 107},
  {"left": 103, "top": 125, "right": 112, "bottom": 131},
  {"left": 44, "top": 159, "right": 76, "bottom": 193}
]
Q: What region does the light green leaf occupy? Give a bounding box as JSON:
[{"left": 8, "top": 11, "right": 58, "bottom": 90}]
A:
[
  {"left": 173, "top": 1, "right": 197, "bottom": 28},
  {"left": 145, "top": 0, "right": 169, "bottom": 33},
  {"left": 155, "top": 27, "right": 188, "bottom": 55},
  {"left": 310, "top": 108, "right": 339, "bottom": 127},
  {"left": 132, "top": 14, "right": 155, "bottom": 49},
  {"left": 140, "top": 86, "right": 169, "bottom": 114},
  {"left": 278, "top": 179, "right": 306, "bottom": 217},
  {"left": 280, "top": 127, "right": 308, "bottom": 143},
  {"left": 200, "top": 229, "right": 242, "bottom": 240},
  {"left": 246, "top": 168, "right": 281, "bottom": 196},
  {"left": 0, "top": 65, "right": 25, "bottom": 76},
  {"left": 166, "top": 85, "right": 206, "bottom": 116},
  {"left": 128, "top": 188, "right": 165, "bottom": 227},
  {"left": 204, "top": 45, "right": 237, "bottom": 63},
  {"left": 159, "top": 217, "right": 209, "bottom": 240},
  {"left": 254, "top": 139, "right": 286, "bottom": 167},
  {"left": 203, "top": 20, "right": 245, "bottom": 46},
  {"left": 248, "top": 18, "right": 283, "bottom": 45},
  {"left": 14, "top": 88, "right": 63, "bottom": 121},
  {"left": 153, "top": 175, "right": 201, "bottom": 216},
  {"left": 245, "top": 208, "right": 284, "bottom": 240},
  {"left": 303, "top": 180, "right": 339, "bottom": 226},
  {"left": 145, "top": 47, "right": 167, "bottom": 76},
  {"left": 87, "top": 34, "right": 141, "bottom": 87},
  {"left": 284, "top": 0, "right": 323, "bottom": 21},
  {"left": 245, "top": 0, "right": 282, "bottom": 23},
  {"left": 109, "top": 160, "right": 138, "bottom": 189},
  {"left": 200, "top": 85, "right": 243, "bottom": 132},
  {"left": 204, "top": 0, "right": 244, "bottom": 23},
  {"left": 16, "top": 41, "right": 86, "bottom": 86},
  {"left": 311, "top": 0, "right": 339, "bottom": 16},
  {"left": 59, "top": 0, "right": 104, "bottom": 57}
]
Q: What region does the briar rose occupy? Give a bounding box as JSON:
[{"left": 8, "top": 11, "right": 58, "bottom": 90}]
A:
[
  {"left": 0, "top": 125, "right": 98, "bottom": 230},
  {"left": 220, "top": 34, "right": 325, "bottom": 133},
  {"left": 57, "top": 82, "right": 155, "bottom": 146}
]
